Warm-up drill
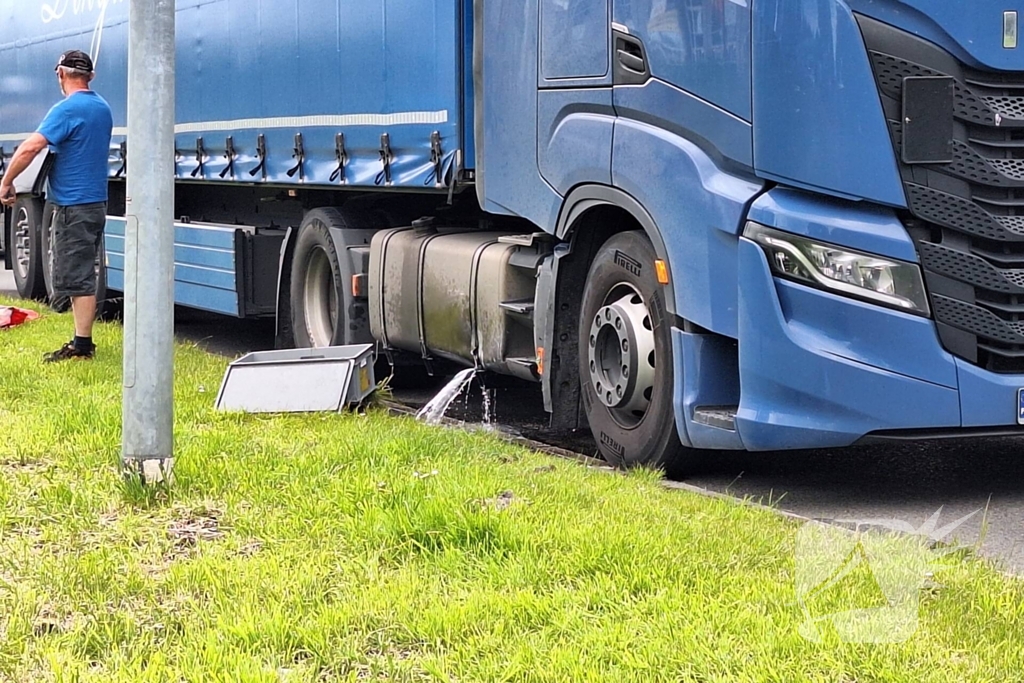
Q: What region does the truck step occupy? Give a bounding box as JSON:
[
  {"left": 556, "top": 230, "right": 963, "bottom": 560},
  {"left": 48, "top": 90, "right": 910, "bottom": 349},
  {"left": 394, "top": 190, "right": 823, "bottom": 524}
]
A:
[
  {"left": 505, "top": 357, "right": 538, "bottom": 372},
  {"left": 498, "top": 232, "right": 554, "bottom": 247},
  {"left": 692, "top": 406, "right": 738, "bottom": 431},
  {"left": 499, "top": 299, "right": 535, "bottom": 315}
]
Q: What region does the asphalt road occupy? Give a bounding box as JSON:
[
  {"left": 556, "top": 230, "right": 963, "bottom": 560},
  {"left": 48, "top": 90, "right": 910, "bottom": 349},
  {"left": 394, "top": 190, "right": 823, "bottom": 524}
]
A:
[
  {"left": 1, "top": 267, "right": 14, "bottom": 298},
  {"left": 4, "top": 264, "right": 1024, "bottom": 572}
]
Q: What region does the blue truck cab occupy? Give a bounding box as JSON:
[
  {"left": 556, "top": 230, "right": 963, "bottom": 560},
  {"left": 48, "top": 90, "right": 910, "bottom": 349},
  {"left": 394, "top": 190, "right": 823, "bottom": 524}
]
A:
[{"left": 3, "top": 0, "right": 1024, "bottom": 471}]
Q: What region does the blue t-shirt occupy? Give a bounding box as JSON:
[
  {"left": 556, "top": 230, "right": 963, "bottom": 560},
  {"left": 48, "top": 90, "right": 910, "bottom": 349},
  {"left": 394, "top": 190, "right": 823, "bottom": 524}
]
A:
[{"left": 36, "top": 90, "right": 113, "bottom": 206}]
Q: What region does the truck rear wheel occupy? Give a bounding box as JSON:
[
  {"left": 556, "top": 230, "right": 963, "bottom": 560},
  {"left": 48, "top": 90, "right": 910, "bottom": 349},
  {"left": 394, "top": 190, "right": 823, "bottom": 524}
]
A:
[
  {"left": 290, "top": 210, "right": 346, "bottom": 348},
  {"left": 578, "top": 231, "right": 691, "bottom": 471},
  {"left": 11, "top": 195, "right": 45, "bottom": 300}
]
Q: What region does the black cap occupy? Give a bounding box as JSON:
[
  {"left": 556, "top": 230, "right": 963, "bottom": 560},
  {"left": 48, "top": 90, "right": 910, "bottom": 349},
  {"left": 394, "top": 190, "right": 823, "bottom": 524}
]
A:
[{"left": 55, "top": 50, "right": 94, "bottom": 73}]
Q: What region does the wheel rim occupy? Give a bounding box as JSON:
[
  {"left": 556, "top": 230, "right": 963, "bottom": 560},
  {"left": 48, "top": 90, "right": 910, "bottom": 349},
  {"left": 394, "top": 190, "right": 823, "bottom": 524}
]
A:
[
  {"left": 13, "top": 207, "right": 31, "bottom": 281},
  {"left": 587, "top": 284, "right": 656, "bottom": 429},
  {"left": 303, "top": 246, "right": 337, "bottom": 347}
]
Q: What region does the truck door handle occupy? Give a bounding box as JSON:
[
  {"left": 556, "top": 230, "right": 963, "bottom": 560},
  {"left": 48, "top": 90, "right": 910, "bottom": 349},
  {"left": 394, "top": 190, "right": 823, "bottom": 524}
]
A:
[
  {"left": 617, "top": 48, "right": 645, "bottom": 73},
  {"left": 613, "top": 32, "right": 649, "bottom": 85}
]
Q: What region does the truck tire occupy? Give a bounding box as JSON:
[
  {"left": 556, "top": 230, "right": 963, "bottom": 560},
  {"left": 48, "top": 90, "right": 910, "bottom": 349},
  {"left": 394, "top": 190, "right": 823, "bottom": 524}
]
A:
[
  {"left": 10, "top": 195, "right": 46, "bottom": 300},
  {"left": 578, "top": 231, "right": 694, "bottom": 472},
  {"left": 93, "top": 240, "right": 108, "bottom": 318},
  {"left": 1, "top": 207, "right": 7, "bottom": 262},
  {"left": 40, "top": 203, "right": 108, "bottom": 317},
  {"left": 289, "top": 208, "right": 351, "bottom": 348},
  {"left": 40, "top": 202, "right": 69, "bottom": 312}
]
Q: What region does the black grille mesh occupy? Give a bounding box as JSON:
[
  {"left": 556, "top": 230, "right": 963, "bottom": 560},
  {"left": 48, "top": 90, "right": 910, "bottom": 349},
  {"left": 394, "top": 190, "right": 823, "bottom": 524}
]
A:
[
  {"left": 932, "top": 296, "right": 1024, "bottom": 344},
  {"left": 990, "top": 158, "right": 1024, "bottom": 180},
  {"left": 918, "top": 242, "right": 1024, "bottom": 293},
  {"left": 983, "top": 95, "right": 1024, "bottom": 119},
  {"left": 905, "top": 184, "right": 1024, "bottom": 241},
  {"left": 866, "top": 37, "right": 1024, "bottom": 372},
  {"left": 870, "top": 52, "right": 998, "bottom": 124}
]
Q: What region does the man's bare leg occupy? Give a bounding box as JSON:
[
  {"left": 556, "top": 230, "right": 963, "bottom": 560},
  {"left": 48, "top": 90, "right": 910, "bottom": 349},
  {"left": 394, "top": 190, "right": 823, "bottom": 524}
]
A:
[
  {"left": 43, "top": 294, "right": 97, "bottom": 362},
  {"left": 72, "top": 295, "right": 97, "bottom": 337}
]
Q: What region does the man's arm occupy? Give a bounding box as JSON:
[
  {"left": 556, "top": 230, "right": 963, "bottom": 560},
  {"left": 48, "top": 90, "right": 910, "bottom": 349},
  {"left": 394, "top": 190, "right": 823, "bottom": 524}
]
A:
[{"left": 0, "top": 133, "right": 49, "bottom": 206}]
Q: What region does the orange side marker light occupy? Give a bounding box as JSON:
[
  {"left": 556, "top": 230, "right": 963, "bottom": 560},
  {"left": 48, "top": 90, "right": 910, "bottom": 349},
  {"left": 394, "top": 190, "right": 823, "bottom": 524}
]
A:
[{"left": 654, "top": 259, "right": 670, "bottom": 285}]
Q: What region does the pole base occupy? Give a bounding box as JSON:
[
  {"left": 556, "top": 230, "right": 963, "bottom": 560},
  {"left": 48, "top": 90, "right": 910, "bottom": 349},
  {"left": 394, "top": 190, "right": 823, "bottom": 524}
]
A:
[{"left": 122, "top": 457, "right": 175, "bottom": 486}]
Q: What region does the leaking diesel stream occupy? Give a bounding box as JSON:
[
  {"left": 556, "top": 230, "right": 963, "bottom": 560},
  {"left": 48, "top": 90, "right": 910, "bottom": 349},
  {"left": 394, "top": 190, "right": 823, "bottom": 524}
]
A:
[{"left": 403, "top": 368, "right": 600, "bottom": 459}]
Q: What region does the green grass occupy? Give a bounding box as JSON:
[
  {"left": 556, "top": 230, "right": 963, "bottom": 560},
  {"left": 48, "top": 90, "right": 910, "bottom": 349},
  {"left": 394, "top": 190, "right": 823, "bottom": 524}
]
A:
[{"left": 1, "top": 297, "right": 1023, "bottom": 682}]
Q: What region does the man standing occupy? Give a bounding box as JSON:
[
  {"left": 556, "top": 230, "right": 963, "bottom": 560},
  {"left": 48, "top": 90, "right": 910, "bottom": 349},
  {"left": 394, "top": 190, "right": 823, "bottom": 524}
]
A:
[{"left": 0, "top": 50, "right": 113, "bottom": 362}]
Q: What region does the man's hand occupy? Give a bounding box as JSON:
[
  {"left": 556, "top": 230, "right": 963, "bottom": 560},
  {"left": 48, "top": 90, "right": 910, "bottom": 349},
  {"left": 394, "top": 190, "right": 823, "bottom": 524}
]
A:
[
  {"left": 0, "top": 133, "right": 49, "bottom": 207},
  {"left": 0, "top": 182, "right": 15, "bottom": 207}
]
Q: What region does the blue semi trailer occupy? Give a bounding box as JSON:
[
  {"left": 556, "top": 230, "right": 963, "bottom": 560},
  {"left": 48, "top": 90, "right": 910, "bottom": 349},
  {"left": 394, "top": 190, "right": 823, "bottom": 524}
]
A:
[{"left": 3, "top": 0, "right": 1024, "bottom": 470}]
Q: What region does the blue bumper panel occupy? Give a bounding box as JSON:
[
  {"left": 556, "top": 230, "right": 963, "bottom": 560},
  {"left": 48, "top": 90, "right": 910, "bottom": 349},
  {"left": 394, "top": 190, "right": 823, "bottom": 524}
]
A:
[
  {"left": 957, "top": 360, "right": 1024, "bottom": 428},
  {"left": 735, "top": 239, "right": 961, "bottom": 451},
  {"left": 776, "top": 281, "right": 957, "bottom": 390}
]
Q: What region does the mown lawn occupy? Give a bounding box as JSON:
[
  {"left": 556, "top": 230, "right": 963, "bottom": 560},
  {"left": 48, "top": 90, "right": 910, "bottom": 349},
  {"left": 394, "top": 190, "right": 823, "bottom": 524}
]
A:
[{"left": 1, "top": 297, "right": 1023, "bottom": 682}]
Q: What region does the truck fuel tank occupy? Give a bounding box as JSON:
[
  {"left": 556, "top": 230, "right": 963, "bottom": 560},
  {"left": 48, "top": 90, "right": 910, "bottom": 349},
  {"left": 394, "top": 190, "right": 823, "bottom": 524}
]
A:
[{"left": 369, "top": 222, "right": 551, "bottom": 380}]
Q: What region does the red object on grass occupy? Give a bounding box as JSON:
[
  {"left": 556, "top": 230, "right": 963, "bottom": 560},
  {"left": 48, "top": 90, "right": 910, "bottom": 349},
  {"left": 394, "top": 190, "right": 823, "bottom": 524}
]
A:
[{"left": 0, "top": 306, "right": 40, "bottom": 330}]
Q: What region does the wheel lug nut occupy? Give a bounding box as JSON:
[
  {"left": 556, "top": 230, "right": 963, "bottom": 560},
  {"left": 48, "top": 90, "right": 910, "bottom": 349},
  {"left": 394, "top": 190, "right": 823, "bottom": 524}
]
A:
[
  {"left": 615, "top": 318, "right": 622, "bottom": 330},
  {"left": 590, "top": 335, "right": 596, "bottom": 348},
  {"left": 622, "top": 366, "right": 629, "bottom": 378},
  {"left": 616, "top": 386, "right": 623, "bottom": 398},
  {"left": 622, "top": 340, "right": 629, "bottom": 352},
  {"left": 590, "top": 360, "right": 596, "bottom": 373},
  {"left": 604, "top": 310, "right": 611, "bottom": 321},
  {"left": 606, "top": 391, "right": 613, "bottom": 403}
]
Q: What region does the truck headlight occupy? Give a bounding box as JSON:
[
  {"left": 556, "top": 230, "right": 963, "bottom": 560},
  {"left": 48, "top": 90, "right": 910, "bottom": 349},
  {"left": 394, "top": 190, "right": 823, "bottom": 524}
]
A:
[{"left": 743, "top": 222, "right": 930, "bottom": 316}]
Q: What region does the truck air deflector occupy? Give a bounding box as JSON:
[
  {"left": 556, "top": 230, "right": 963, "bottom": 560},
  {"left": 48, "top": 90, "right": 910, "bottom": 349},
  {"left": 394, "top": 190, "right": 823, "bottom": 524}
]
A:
[{"left": 751, "top": 0, "right": 905, "bottom": 207}]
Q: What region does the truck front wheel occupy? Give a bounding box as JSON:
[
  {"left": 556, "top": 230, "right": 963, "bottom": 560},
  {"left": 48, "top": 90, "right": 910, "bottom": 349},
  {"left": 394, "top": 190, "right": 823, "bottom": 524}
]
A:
[
  {"left": 11, "top": 195, "right": 46, "bottom": 300},
  {"left": 578, "top": 231, "right": 692, "bottom": 471}
]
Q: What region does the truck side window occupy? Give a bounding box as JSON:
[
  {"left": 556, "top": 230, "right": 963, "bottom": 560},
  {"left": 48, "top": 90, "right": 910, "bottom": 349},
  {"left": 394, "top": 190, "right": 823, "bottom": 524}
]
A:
[{"left": 541, "top": 0, "right": 610, "bottom": 80}]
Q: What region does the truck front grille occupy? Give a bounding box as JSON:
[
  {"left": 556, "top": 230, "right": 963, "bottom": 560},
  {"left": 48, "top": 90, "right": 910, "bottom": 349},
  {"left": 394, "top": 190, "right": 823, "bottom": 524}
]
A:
[{"left": 861, "top": 15, "right": 1024, "bottom": 373}]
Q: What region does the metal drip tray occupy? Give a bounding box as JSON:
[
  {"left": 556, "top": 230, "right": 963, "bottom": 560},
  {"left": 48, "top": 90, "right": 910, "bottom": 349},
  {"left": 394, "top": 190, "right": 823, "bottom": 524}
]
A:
[{"left": 216, "top": 344, "right": 375, "bottom": 413}]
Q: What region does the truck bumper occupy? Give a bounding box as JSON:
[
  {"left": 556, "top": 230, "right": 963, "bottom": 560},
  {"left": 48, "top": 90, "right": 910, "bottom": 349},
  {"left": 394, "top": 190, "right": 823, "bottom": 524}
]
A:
[
  {"left": 686, "top": 238, "right": 1024, "bottom": 451},
  {"left": 670, "top": 183, "right": 1024, "bottom": 452},
  {"left": 731, "top": 238, "right": 960, "bottom": 450}
]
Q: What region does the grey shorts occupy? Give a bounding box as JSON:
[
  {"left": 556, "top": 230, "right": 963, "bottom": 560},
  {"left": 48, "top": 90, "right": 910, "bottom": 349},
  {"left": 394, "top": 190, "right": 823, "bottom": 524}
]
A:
[{"left": 52, "top": 202, "right": 106, "bottom": 298}]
